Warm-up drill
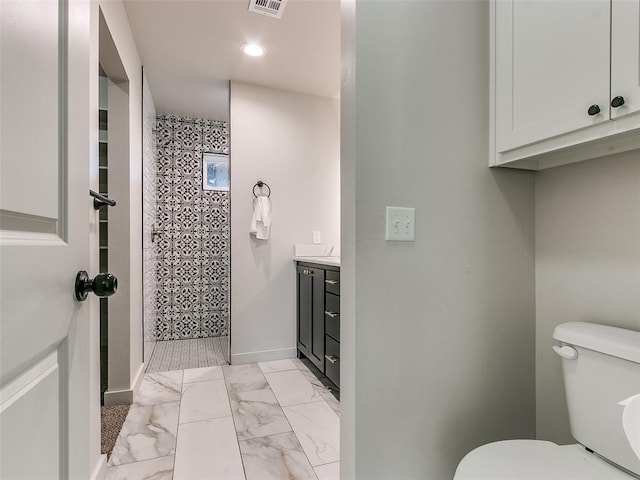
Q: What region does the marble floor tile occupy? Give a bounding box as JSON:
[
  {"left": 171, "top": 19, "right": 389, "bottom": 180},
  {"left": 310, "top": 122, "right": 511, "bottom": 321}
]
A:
[
  {"left": 183, "top": 365, "right": 224, "bottom": 383},
  {"left": 108, "top": 402, "right": 180, "bottom": 466},
  {"left": 283, "top": 401, "right": 340, "bottom": 467},
  {"left": 295, "top": 360, "right": 340, "bottom": 411},
  {"left": 173, "top": 417, "right": 245, "bottom": 480},
  {"left": 223, "top": 363, "right": 269, "bottom": 394},
  {"left": 298, "top": 367, "right": 337, "bottom": 401},
  {"left": 230, "top": 388, "right": 292, "bottom": 440},
  {"left": 291, "top": 358, "right": 310, "bottom": 372},
  {"left": 239, "top": 431, "right": 317, "bottom": 480},
  {"left": 134, "top": 370, "right": 183, "bottom": 407},
  {"left": 114, "top": 361, "right": 341, "bottom": 480},
  {"left": 264, "top": 369, "right": 323, "bottom": 406},
  {"left": 258, "top": 359, "right": 297, "bottom": 374},
  {"left": 298, "top": 367, "right": 326, "bottom": 388},
  {"left": 179, "top": 379, "right": 231, "bottom": 424},
  {"left": 320, "top": 390, "right": 340, "bottom": 417},
  {"left": 314, "top": 462, "right": 340, "bottom": 480},
  {"left": 105, "top": 455, "right": 174, "bottom": 480}
]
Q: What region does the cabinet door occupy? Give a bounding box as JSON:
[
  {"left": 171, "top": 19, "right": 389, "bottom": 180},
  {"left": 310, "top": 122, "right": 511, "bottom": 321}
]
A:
[
  {"left": 310, "top": 267, "right": 326, "bottom": 370},
  {"left": 297, "top": 266, "right": 313, "bottom": 359},
  {"left": 296, "top": 265, "right": 325, "bottom": 370},
  {"left": 495, "top": 0, "right": 610, "bottom": 152},
  {"left": 611, "top": 0, "right": 640, "bottom": 119}
]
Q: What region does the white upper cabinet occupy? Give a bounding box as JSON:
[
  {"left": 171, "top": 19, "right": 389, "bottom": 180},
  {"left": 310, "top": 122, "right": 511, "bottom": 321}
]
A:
[
  {"left": 611, "top": 0, "right": 640, "bottom": 119},
  {"left": 495, "top": 0, "right": 610, "bottom": 151},
  {"left": 492, "top": 0, "right": 640, "bottom": 169}
]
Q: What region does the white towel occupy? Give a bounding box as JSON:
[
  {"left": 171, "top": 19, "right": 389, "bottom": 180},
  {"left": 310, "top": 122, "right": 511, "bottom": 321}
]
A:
[{"left": 250, "top": 196, "right": 271, "bottom": 240}]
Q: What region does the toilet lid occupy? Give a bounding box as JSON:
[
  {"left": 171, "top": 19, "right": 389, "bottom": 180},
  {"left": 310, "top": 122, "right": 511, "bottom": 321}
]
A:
[{"left": 454, "top": 440, "right": 634, "bottom": 480}]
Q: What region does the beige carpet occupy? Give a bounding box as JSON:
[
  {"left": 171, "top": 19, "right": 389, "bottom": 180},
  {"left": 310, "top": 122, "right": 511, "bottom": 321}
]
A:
[{"left": 101, "top": 404, "right": 131, "bottom": 457}]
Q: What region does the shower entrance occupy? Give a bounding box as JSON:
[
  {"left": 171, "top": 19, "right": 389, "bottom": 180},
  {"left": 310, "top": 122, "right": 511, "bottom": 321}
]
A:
[{"left": 143, "top": 111, "right": 232, "bottom": 372}]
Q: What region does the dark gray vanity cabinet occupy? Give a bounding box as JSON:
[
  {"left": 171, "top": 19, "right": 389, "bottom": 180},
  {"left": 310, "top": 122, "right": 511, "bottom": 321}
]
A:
[{"left": 297, "top": 262, "right": 340, "bottom": 388}]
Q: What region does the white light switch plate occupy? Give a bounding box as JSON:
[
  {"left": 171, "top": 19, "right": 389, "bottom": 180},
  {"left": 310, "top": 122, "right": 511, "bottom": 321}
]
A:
[{"left": 385, "top": 206, "right": 415, "bottom": 241}]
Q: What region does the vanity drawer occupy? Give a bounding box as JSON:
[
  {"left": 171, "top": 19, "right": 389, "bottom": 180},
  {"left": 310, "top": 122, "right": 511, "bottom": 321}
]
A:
[
  {"left": 325, "top": 270, "right": 340, "bottom": 296},
  {"left": 324, "top": 335, "right": 340, "bottom": 387},
  {"left": 325, "top": 293, "right": 340, "bottom": 341}
]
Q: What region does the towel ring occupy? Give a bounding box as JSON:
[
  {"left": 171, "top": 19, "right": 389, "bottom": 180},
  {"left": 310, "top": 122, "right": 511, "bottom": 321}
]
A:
[{"left": 253, "top": 180, "right": 271, "bottom": 198}]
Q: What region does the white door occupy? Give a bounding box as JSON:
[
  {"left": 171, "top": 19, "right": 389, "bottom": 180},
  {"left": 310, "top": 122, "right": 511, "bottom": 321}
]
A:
[
  {"left": 495, "top": 0, "right": 611, "bottom": 151},
  {"left": 0, "top": 1, "right": 97, "bottom": 479}
]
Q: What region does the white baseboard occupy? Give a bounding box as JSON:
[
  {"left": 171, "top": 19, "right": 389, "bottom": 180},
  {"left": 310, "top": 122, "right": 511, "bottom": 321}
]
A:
[
  {"left": 89, "top": 454, "right": 107, "bottom": 480},
  {"left": 131, "top": 362, "right": 146, "bottom": 394},
  {"left": 103, "top": 388, "right": 132, "bottom": 406},
  {"left": 103, "top": 362, "right": 146, "bottom": 406},
  {"left": 231, "top": 347, "right": 297, "bottom": 365}
]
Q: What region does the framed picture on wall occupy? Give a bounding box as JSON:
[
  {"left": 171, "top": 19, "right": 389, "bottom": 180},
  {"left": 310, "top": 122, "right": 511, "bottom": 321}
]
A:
[{"left": 203, "top": 152, "right": 230, "bottom": 191}]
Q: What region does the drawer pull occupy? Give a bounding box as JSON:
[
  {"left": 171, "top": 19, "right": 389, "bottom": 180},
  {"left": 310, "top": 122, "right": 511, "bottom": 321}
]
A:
[
  {"left": 325, "top": 280, "right": 339, "bottom": 285},
  {"left": 325, "top": 311, "right": 339, "bottom": 318},
  {"left": 303, "top": 269, "right": 314, "bottom": 275},
  {"left": 325, "top": 355, "right": 339, "bottom": 364}
]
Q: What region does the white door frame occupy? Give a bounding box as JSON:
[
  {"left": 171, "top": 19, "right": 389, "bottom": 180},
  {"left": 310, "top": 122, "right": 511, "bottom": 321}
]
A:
[{"left": 96, "top": 1, "right": 146, "bottom": 407}]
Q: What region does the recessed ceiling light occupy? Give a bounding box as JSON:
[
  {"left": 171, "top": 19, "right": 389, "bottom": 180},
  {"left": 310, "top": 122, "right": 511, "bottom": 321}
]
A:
[{"left": 242, "top": 44, "right": 265, "bottom": 57}]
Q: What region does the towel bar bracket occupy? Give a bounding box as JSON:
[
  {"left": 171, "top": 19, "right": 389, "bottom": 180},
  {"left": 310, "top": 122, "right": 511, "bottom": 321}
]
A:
[{"left": 253, "top": 180, "right": 271, "bottom": 198}]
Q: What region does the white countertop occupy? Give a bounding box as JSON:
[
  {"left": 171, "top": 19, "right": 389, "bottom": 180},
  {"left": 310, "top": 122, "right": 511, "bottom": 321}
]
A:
[{"left": 293, "top": 256, "right": 341, "bottom": 267}]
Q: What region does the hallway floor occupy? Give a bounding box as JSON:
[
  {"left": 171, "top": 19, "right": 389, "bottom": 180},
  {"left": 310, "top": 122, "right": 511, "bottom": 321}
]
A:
[{"left": 105, "top": 358, "right": 340, "bottom": 480}]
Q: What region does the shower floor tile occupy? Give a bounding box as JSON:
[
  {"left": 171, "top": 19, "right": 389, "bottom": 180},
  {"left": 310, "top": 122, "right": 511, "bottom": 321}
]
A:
[{"left": 146, "top": 336, "right": 229, "bottom": 373}]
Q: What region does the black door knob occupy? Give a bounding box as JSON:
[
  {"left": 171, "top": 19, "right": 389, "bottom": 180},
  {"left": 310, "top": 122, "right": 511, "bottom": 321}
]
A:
[
  {"left": 611, "top": 96, "right": 625, "bottom": 108},
  {"left": 75, "top": 271, "right": 118, "bottom": 301},
  {"left": 587, "top": 104, "right": 601, "bottom": 116}
]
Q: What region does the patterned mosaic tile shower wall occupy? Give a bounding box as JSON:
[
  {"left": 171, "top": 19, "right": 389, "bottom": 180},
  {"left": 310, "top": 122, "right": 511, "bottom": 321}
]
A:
[{"left": 155, "top": 114, "right": 230, "bottom": 340}]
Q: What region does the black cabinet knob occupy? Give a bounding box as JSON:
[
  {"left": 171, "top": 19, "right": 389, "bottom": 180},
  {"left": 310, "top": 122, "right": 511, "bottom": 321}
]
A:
[
  {"left": 587, "top": 104, "right": 601, "bottom": 116},
  {"left": 611, "top": 96, "right": 625, "bottom": 108},
  {"left": 75, "top": 271, "right": 118, "bottom": 301}
]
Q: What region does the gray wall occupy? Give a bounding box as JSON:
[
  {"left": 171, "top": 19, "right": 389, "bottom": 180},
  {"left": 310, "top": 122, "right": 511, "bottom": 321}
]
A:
[
  {"left": 535, "top": 153, "right": 640, "bottom": 444},
  {"left": 229, "top": 81, "right": 340, "bottom": 364},
  {"left": 340, "top": 0, "right": 356, "bottom": 477},
  {"left": 342, "top": 1, "right": 537, "bottom": 478}
]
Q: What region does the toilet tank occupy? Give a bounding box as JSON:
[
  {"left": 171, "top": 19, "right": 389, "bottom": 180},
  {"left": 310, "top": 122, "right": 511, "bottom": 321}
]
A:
[{"left": 553, "top": 322, "right": 640, "bottom": 476}]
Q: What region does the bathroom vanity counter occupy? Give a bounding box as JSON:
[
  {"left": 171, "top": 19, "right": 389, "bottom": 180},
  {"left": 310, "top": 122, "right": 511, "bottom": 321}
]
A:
[{"left": 292, "top": 256, "right": 340, "bottom": 267}]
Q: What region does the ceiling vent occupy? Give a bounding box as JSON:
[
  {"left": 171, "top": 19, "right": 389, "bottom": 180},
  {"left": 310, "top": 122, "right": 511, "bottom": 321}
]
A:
[{"left": 248, "top": 0, "right": 288, "bottom": 19}]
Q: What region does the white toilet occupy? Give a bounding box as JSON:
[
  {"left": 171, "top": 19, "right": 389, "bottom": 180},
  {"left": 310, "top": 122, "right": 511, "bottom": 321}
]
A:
[{"left": 454, "top": 322, "right": 640, "bottom": 479}]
